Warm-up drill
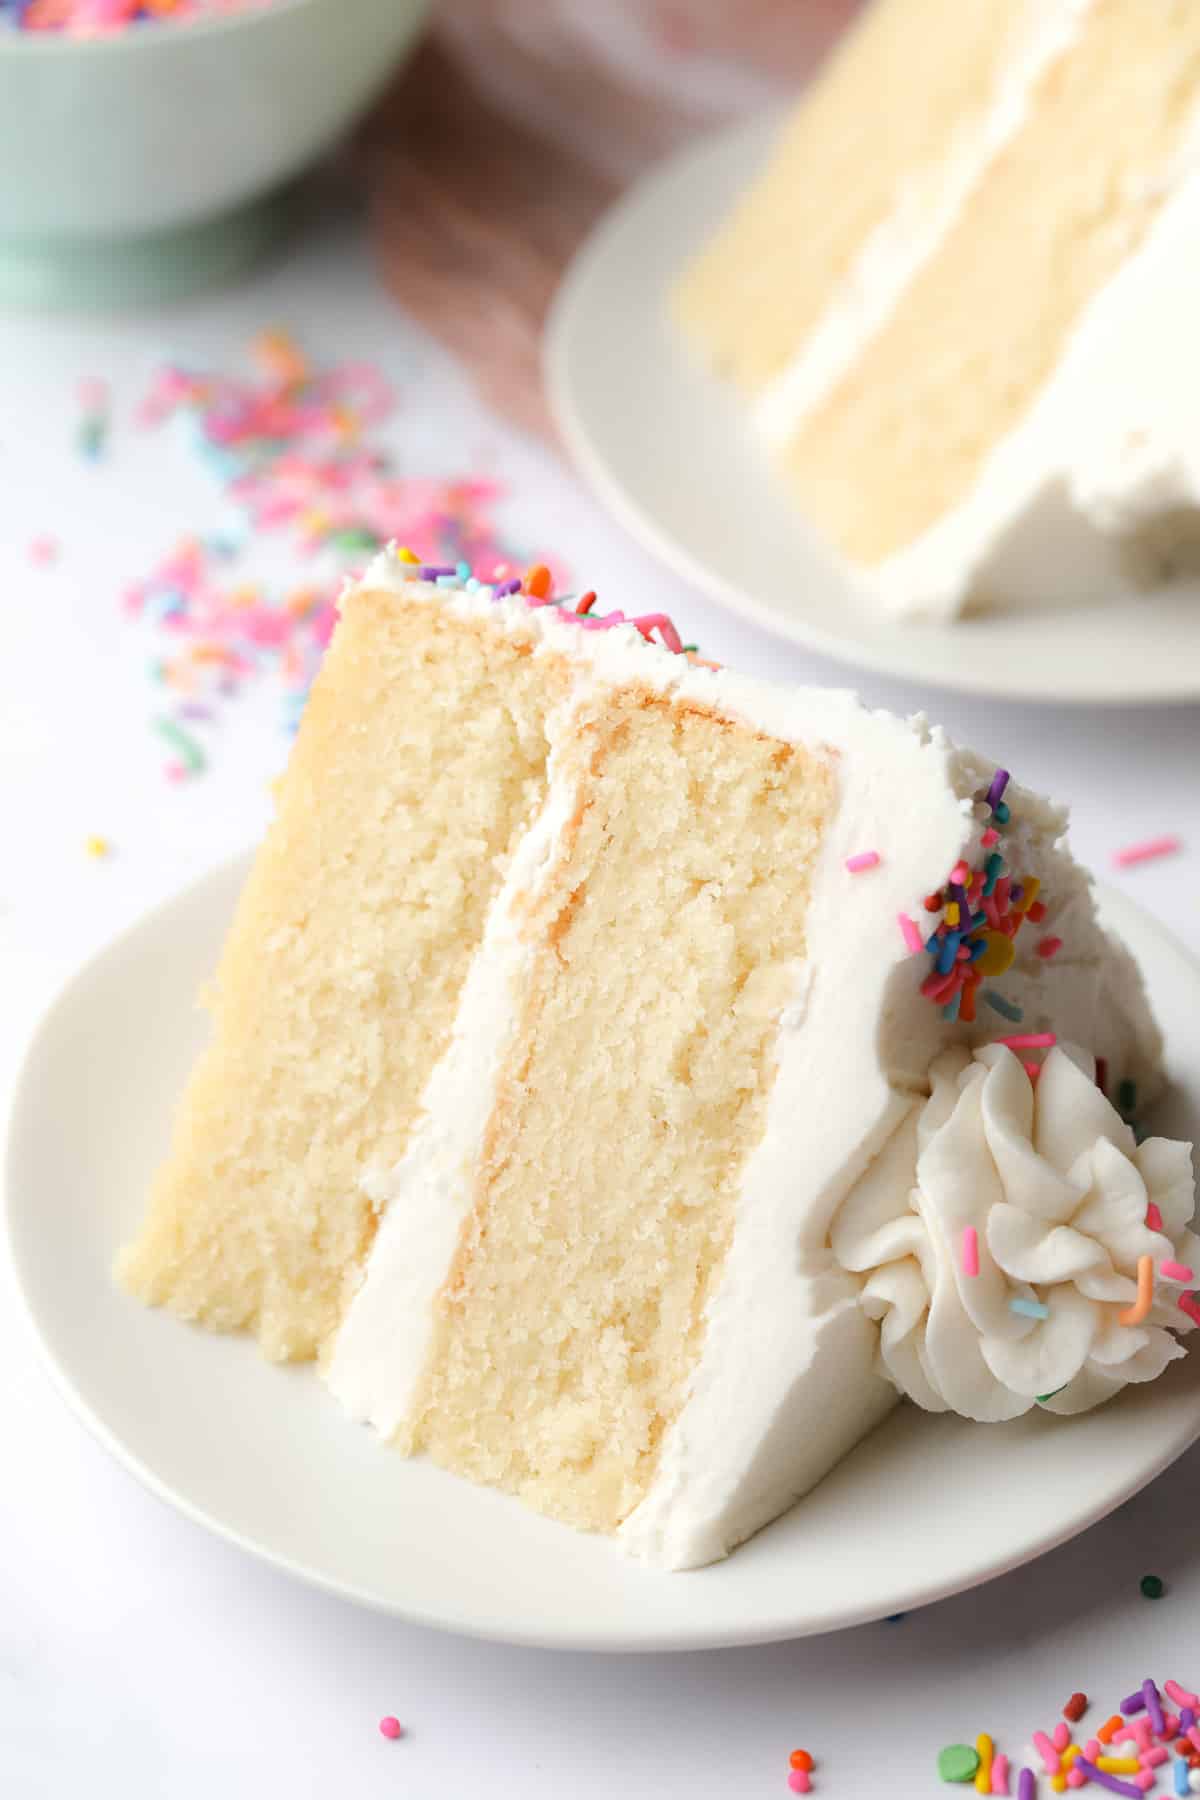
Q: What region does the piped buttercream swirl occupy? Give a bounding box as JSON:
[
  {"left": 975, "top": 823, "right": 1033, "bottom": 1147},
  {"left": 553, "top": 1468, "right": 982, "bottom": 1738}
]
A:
[{"left": 831, "top": 1044, "right": 1198, "bottom": 1421}]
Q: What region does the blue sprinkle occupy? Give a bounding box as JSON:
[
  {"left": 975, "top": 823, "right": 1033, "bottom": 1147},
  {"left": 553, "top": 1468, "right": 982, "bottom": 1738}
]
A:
[
  {"left": 436, "top": 574, "right": 462, "bottom": 587},
  {"left": 942, "top": 993, "right": 962, "bottom": 1022},
  {"left": 993, "top": 801, "right": 1011, "bottom": 824},
  {"left": 1010, "top": 1296, "right": 1050, "bottom": 1321},
  {"left": 925, "top": 930, "right": 942, "bottom": 955},
  {"left": 983, "top": 991, "right": 1024, "bottom": 1022},
  {"left": 884, "top": 1612, "right": 908, "bottom": 1624},
  {"left": 465, "top": 577, "right": 480, "bottom": 592},
  {"left": 936, "top": 931, "right": 962, "bottom": 975},
  {"left": 1175, "top": 1757, "right": 1189, "bottom": 1796},
  {"left": 455, "top": 560, "right": 471, "bottom": 580},
  {"left": 968, "top": 938, "right": 988, "bottom": 961}
]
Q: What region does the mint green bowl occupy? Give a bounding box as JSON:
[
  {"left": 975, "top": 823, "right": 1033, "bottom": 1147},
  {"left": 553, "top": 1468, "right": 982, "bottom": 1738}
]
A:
[{"left": 0, "top": 0, "right": 429, "bottom": 307}]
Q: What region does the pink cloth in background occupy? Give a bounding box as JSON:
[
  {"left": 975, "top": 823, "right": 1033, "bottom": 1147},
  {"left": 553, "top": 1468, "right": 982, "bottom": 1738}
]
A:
[{"left": 356, "top": 0, "right": 863, "bottom": 434}]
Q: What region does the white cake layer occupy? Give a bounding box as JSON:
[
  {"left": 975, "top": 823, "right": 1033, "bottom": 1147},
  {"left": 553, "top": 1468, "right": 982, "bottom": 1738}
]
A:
[{"left": 326, "top": 551, "right": 1164, "bottom": 1568}]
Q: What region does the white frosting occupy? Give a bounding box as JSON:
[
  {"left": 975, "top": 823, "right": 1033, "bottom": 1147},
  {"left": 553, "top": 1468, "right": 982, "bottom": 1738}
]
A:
[
  {"left": 755, "top": 0, "right": 1084, "bottom": 450},
  {"left": 832, "top": 1043, "right": 1198, "bottom": 1420},
  {"left": 327, "top": 550, "right": 1168, "bottom": 1568}
]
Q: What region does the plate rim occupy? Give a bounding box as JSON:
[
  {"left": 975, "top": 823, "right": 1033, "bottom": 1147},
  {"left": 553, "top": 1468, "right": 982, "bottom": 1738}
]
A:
[
  {"left": 5, "top": 862, "right": 1200, "bottom": 1653},
  {"left": 544, "top": 117, "right": 1200, "bottom": 709}
]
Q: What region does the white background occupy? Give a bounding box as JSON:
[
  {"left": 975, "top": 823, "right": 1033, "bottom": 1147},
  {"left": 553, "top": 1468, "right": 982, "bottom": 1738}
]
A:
[{"left": 2, "top": 205, "right": 1200, "bottom": 1798}]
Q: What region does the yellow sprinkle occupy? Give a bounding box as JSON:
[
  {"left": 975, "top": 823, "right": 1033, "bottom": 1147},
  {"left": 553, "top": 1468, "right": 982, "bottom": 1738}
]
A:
[
  {"left": 1050, "top": 1777, "right": 1066, "bottom": 1794},
  {"left": 1060, "top": 1746, "right": 1079, "bottom": 1767},
  {"left": 85, "top": 835, "right": 111, "bottom": 859},
  {"left": 1012, "top": 876, "right": 1040, "bottom": 915},
  {"left": 973, "top": 930, "right": 1016, "bottom": 979},
  {"left": 974, "top": 1733, "right": 994, "bottom": 1795},
  {"left": 1096, "top": 1760, "right": 1139, "bottom": 1775},
  {"left": 945, "top": 902, "right": 961, "bottom": 926},
  {"left": 397, "top": 546, "right": 420, "bottom": 564}
]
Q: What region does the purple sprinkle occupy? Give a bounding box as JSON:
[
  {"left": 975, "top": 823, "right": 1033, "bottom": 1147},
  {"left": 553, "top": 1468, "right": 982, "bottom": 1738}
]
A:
[
  {"left": 1121, "top": 1691, "right": 1148, "bottom": 1716},
  {"left": 1018, "top": 1770, "right": 1036, "bottom": 1800},
  {"left": 1010, "top": 884, "right": 1025, "bottom": 904},
  {"left": 949, "top": 882, "right": 969, "bottom": 912},
  {"left": 1075, "top": 1759, "right": 1142, "bottom": 1799},
  {"left": 493, "top": 578, "right": 522, "bottom": 598},
  {"left": 986, "top": 769, "right": 1011, "bottom": 810},
  {"left": 1182, "top": 1707, "right": 1196, "bottom": 1732},
  {"left": 1144, "top": 1679, "right": 1166, "bottom": 1736},
  {"left": 417, "top": 563, "right": 455, "bottom": 579}
]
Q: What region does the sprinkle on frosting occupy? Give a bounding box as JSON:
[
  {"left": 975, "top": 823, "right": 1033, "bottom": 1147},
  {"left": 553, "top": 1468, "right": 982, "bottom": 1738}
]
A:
[
  {"left": 845, "top": 850, "right": 882, "bottom": 873},
  {"left": 915, "top": 773, "right": 1050, "bottom": 1024}
]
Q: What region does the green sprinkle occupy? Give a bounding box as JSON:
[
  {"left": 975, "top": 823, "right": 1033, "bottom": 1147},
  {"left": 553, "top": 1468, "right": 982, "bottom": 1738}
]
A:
[
  {"left": 326, "top": 527, "right": 381, "bottom": 552},
  {"left": 155, "top": 717, "right": 206, "bottom": 774},
  {"left": 1118, "top": 1078, "right": 1137, "bottom": 1116},
  {"left": 1036, "top": 1385, "right": 1067, "bottom": 1403},
  {"left": 938, "top": 1745, "right": 981, "bottom": 1783},
  {"left": 983, "top": 990, "right": 1024, "bottom": 1023},
  {"left": 1141, "top": 1573, "right": 1165, "bottom": 1600},
  {"left": 993, "top": 801, "right": 1010, "bottom": 824}
]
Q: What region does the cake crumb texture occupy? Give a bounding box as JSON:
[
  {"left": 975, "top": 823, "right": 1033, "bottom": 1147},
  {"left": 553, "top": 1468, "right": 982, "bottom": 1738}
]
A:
[
  {"left": 117, "top": 592, "right": 566, "bottom": 1360},
  {"left": 410, "top": 691, "right": 834, "bottom": 1531}
]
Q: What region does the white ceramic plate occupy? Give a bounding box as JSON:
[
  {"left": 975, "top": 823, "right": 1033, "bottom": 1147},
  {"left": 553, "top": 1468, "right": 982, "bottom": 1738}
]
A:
[
  {"left": 545, "top": 120, "right": 1200, "bottom": 705},
  {"left": 6, "top": 859, "right": 1200, "bottom": 1651}
]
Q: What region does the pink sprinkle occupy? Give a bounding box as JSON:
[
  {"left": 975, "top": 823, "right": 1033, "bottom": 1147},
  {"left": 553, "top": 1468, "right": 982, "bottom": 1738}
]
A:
[
  {"left": 788, "top": 1773, "right": 810, "bottom": 1794},
  {"left": 1113, "top": 835, "right": 1183, "bottom": 869},
  {"left": 845, "top": 851, "right": 881, "bottom": 873},
  {"left": 1140, "top": 1749, "right": 1168, "bottom": 1769},
  {"left": 992, "top": 1753, "right": 1011, "bottom": 1795},
  {"left": 1163, "top": 1713, "right": 1181, "bottom": 1738},
  {"left": 1024, "top": 1062, "right": 1042, "bottom": 1086},
  {"left": 982, "top": 828, "right": 1000, "bottom": 848},
  {"left": 1038, "top": 937, "right": 1064, "bottom": 960},
  {"left": 1161, "top": 1261, "right": 1194, "bottom": 1283},
  {"left": 1065, "top": 1771, "right": 1084, "bottom": 1790},
  {"left": 1085, "top": 1741, "right": 1102, "bottom": 1760},
  {"left": 1179, "top": 1293, "right": 1200, "bottom": 1327},
  {"left": 1053, "top": 1724, "right": 1071, "bottom": 1752},
  {"left": 996, "top": 1033, "right": 1057, "bottom": 1049},
  {"left": 1146, "top": 1203, "right": 1164, "bottom": 1232},
  {"left": 898, "top": 912, "right": 924, "bottom": 955},
  {"left": 951, "top": 862, "right": 970, "bottom": 884},
  {"left": 379, "top": 1716, "right": 403, "bottom": 1740},
  {"left": 1134, "top": 1775, "right": 1154, "bottom": 1794},
  {"left": 165, "top": 761, "right": 188, "bottom": 783},
  {"left": 631, "top": 613, "right": 683, "bottom": 655},
  {"left": 28, "top": 534, "right": 59, "bottom": 565},
  {"left": 1034, "top": 1731, "right": 1061, "bottom": 1775},
  {"left": 1166, "top": 1685, "right": 1200, "bottom": 1711},
  {"left": 961, "top": 1226, "right": 980, "bottom": 1278}
]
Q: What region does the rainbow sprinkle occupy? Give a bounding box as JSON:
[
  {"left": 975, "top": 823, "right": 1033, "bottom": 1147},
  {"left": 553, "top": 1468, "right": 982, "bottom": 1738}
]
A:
[
  {"left": 914, "top": 771, "right": 1049, "bottom": 1026},
  {"left": 120, "top": 332, "right": 558, "bottom": 779},
  {"left": 2, "top": 0, "right": 275, "bottom": 32},
  {"left": 944, "top": 1673, "right": 1200, "bottom": 1800}
]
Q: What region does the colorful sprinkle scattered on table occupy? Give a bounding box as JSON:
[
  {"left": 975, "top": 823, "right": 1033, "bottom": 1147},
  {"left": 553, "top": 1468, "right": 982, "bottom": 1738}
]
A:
[
  {"left": 378, "top": 1715, "right": 403, "bottom": 1740},
  {"left": 1142, "top": 1576, "right": 1166, "bottom": 1600},
  {"left": 112, "top": 331, "right": 558, "bottom": 780},
  {"left": 936, "top": 1674, "right": 1200, "bottom": 1796}
]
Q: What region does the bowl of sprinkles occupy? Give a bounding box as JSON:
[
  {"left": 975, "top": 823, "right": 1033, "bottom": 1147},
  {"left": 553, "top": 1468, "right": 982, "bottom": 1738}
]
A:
[{"left": 0, "top": 0, "right": 429, "bottom": 307}]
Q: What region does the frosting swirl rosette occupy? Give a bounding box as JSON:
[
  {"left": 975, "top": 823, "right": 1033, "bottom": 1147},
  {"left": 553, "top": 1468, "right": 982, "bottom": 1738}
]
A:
[{"left": 831, "top": 1044, "right": 1199, "bottom": 1421}]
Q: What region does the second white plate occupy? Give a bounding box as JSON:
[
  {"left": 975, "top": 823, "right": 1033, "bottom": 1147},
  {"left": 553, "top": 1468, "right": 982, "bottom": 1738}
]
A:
[
  {"left": 6, "top": 861, "right": 1200, "bottom": 1651},
  {"left": 545, "top": 120, "right": 1200, "bottom": 705}
]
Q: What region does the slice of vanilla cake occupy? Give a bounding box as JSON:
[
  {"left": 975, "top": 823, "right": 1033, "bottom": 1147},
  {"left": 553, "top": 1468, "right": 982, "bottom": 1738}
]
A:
[
  {"left": 120, "top": 549, "right": 1189, "bottom": 1569},
  {"left": 677, "top": 0, "right": 1200, "bottom": 618}
]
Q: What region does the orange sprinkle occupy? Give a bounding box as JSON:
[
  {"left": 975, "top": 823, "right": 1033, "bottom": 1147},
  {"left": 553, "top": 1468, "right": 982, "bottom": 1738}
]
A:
[
  {"left": 789, "top": 1751, "right": 814, "bottom": 1772},
  {"left": 686, "top": 653, "right": 723, "bottom": 671},
  {"left": 1118, "top": 1254, "right": 1154, "bottom": 1327},
  {"left": 1097, "top": 1716, "right": 1124, "bottom": 1744},
  {"left": 575, "top": 590, "right": 598, "bottom": 615},
  {"left": 522, "top": 563, "right": 552, "bottom": 599}
]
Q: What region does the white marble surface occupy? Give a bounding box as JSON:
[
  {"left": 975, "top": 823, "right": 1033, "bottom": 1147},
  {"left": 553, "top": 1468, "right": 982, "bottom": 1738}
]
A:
[{"left": 2, "top": 205, "right": 1199, "bottom": 1799}]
